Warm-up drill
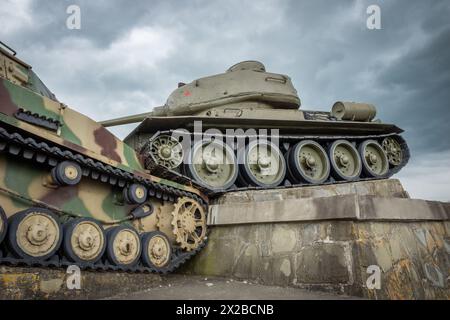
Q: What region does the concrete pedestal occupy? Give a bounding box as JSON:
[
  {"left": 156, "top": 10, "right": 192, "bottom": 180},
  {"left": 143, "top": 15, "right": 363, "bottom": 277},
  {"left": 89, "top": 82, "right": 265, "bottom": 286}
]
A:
[{"left": 182, "top": 179, "right": 450, "bottom": 299}]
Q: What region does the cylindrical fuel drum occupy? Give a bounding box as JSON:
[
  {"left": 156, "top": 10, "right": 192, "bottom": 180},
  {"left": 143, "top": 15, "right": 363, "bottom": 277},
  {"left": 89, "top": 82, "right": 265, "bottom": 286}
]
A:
[{"left": 331, "top": 101, "right": 377, "bottom": 122}]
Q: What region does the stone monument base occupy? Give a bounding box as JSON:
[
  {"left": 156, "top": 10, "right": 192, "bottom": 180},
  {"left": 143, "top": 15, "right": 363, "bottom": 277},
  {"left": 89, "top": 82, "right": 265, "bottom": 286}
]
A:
[{"left": 181, "top": 179, "right": 450, "bottom": 299}]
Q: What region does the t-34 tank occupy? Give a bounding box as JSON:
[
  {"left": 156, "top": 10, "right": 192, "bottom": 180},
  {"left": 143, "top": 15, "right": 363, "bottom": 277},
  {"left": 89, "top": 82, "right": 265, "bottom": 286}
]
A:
[
  {"left": 0, "top": 42, "right": 208, "bottom": 273},
  {"left": 101, "top": 60, "right": 410, "bottom": 195}
]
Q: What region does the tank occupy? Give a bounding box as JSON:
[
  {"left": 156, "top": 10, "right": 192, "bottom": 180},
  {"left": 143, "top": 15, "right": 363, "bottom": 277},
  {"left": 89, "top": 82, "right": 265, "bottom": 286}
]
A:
[
  {"left": 0, "top": 42, "right": 208, "bottom": 273},
  {"left": 101, "top": 60, "right": 410, "bottom": 195}
]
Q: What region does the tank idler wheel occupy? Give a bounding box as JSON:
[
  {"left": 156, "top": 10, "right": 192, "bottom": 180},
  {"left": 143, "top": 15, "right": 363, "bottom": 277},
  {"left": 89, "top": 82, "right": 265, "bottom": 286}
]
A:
[
  {"left": 124, "top": 183, "right": 148, "bottom": 204},
  {"left": 328, "top": 140, "right": 362, "bottom": 181},
  {"left": 106, "top": 225, "right": 141, "bottom": 267},
  {"left": 288, "top": 140, "right": 330, "bottom": 184},
  {"left": 358, "top": 140, "right": 389, "bottom": 178},
  {"left": 7, "top": 208, "right": 62, "bottom": 260},
  {"left": 63, "top": 218, "right": 106, "bottom": 264},
  {"left": 0, "top": 206, "right": 7, "bottom": 245},
  {"left": 148, "top": 135, "right": 184, "bottom": 169},
  {"left": 239, "top": 140, "right": 286, "bottom": 188},
  {"left": 382, "top": 137, "right": 403, "bottom": 167},
  {"left": 51, "top": 161, "right": 82, "bottom": 186},
  {"left": 141, "top": 231, "right": 172, "bottom": 270},
  {"left": 185, "top": 139, "right": 238, "bottom": 191}
]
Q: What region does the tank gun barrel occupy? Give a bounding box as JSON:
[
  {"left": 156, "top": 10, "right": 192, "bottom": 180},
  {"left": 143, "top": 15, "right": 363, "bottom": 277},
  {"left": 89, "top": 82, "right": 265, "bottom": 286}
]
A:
[
  {"left": 100, "top": 106, "right": 166, "bottom": 127},
  {"left": 100, "top": 112, "right": 152, "bottom": 127}
]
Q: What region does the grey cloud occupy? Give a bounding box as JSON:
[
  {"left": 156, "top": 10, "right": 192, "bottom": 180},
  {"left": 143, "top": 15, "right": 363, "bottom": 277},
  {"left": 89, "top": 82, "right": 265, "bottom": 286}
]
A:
[
  {"left": 1, "top": 0, "right": 449, "bottom": 200},
  {"left": 376, "top": 26, "right": 450, "bottom": 152}
]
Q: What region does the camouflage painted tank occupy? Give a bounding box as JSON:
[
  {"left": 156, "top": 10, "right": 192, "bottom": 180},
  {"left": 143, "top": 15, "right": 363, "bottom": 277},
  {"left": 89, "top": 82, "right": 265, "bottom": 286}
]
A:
[
  {"left": 0, "top": 42, "right": 208, "bottom": 273},
  {"left": 101, "top": 60, "right": 410, "bottom": 195}
]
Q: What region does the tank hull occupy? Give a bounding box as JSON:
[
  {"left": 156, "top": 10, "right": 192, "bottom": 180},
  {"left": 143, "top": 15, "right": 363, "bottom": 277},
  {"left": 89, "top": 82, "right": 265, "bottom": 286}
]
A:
[
  {"left": 0, "top": 48, "right": 209, "bottom": 273},
  {"left": 125, "top": 115, "right": 403, "bottom": 143},
  {"left": 125, "top": 115, "right": 409, "bottom": 197},
  {"left": 0, "top": 121, "right": 208, "bottom": 273}
]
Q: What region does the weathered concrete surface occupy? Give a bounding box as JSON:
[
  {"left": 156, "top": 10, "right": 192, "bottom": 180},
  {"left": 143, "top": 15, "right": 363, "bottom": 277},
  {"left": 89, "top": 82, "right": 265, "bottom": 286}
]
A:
[
  {"left": 183, "top": 179, "right": 450, "bottom": 299},
  {"left": 209, "top": 195, "right": 450, "bottom": 225},
  {"left": 0, "top": 266, "right": 162, "bottom": 300},
  {"left": 214, "top": 179, "right": 409, "bottom": 205},
  {"left": 209, "top": 180, "right": 449, "bottom": 225}
]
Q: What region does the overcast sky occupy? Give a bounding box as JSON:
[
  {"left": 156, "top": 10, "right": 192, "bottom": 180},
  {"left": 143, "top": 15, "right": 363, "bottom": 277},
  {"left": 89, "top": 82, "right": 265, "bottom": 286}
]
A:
[{"left": 1, "top": 0, "right": 449, "bottom": 200}]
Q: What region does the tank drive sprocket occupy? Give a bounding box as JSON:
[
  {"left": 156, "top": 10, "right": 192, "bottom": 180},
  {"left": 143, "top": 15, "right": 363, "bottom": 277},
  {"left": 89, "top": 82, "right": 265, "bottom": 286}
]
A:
[
  {"left": 382, "top": 136, "right": 403, "bottom": 166},
  {"left": 142, "top": 134, "right": 184, "bottom": 170},
  {"left": 171, "top": 197, "right": 207, "bottom": 252}
]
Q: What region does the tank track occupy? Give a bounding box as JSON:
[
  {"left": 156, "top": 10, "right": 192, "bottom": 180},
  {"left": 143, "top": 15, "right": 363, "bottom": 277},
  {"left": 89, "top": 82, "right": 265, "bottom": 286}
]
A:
[
  {"left": 0, "top": 125, "right": 208, "bottom": 274},
  {"left": 141, "top": 130, "right": 410, "bottom": 197},
  {"left": 0, "top": 241, "right": 207, "bottom": 274}
]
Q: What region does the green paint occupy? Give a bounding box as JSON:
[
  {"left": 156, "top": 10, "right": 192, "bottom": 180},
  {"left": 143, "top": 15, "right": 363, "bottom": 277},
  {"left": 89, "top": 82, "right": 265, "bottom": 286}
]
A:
[
  {"left": 61, "top": 197, "right": 92, "bottom": 219},
  {"left": 159, "top": 178, "right": 187, "bottom": 189},
  {"left": 4, "top": 79, "right": 57, "bottom": 120},
  {"left": 3, "top": 79, "right": 82, "bottom": 146},
  {"left": 123, "top": 144, "right": 143, "bottom": 170},
  {"left": 0, "top": 112, "right": 19, "bottom": 127},
  {"left": 59, "top": 123, "right": 82, "bottom": 146},
  {"left": 4, "top": 159, "right": 40, "bottom": 208},
  {"left": 117, "top": 163, "right": 132, "bottom": 172},
  {"left": 101, "top": 190, "right": 127, "bottom": 221}
]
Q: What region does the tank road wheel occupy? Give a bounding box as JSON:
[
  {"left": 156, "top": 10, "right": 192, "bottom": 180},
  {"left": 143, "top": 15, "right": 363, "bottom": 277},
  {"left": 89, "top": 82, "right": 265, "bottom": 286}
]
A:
[
  {"left": 124, "top": 183, "right": 148, "bottom": 204},
  {"left": 288, "top": 140, "right": 330, "bottom": 184},
  {"left": 148, "top": 135, "right": 183, "bottom": 169},
  {"left": 51, "top": 161, "right": 82, "bottom": 186},
  {"left": 0, "top": 206, "right": 7, "bottom": 245},
  {"left": 7, "top": 208, "right": 62, "bottom": 260},
  {"left": 171, "top": 197, "right": 207, "bottom": 252},
  {"left": 141, "top": 231, "right": 172, "bottom": 270},
  {"left": 358, "top": 140, "right": 389, "bottom": 178},
  {"left": 106, "top": 225, "right": 141, "bottom": 267},
  {"left": 63, "top": 218, "right": 106, "bottom": 264},
  {"left": 239, "top": 140, "right": 286, "bottom": 188},
  {"left": 382, "top": 137, "right": 403, "bottom": 167},
  {"left": 185, "top": 139, "right": 238, "bottom": 191},
  {"left": 328, "top": 140, "right": 362, "bottom": 181}
]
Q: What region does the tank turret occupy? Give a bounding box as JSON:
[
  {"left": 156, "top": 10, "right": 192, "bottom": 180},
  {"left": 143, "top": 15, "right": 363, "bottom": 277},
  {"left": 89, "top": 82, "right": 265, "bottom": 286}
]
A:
[
  {"left": 100, "top": 61, "right": 382, "bottom": 126},
  {"left": 100, "top": 60, "right": 300, "bottom": 126}
]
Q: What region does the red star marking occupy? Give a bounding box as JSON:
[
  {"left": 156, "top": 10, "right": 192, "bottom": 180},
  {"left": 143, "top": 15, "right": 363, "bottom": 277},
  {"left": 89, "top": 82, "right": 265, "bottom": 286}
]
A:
[{"left": 183, "top": 90, "right": 191, "bottom": 97}]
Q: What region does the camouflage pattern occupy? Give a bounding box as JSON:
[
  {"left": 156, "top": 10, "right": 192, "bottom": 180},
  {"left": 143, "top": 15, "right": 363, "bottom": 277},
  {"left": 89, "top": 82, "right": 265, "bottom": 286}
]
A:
[
  {"left": 0, "top": 48, "right": 203, "bottom": 194},
  {"left": 0, "top": 44, "right": 208, "bottom": 267},
  {"left": 0, "top": 154, "right": 168, "bottom": 231}
]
